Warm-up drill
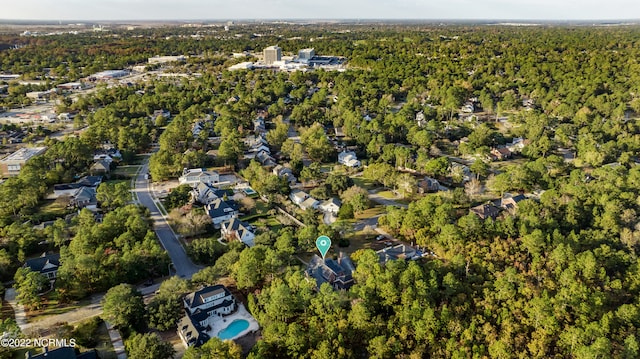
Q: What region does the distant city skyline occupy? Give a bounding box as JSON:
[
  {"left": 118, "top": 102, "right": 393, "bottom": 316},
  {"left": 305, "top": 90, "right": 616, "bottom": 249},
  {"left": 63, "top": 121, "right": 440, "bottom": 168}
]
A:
[{"left": 2, "top": 0, "right": 640, "bottom": 21}]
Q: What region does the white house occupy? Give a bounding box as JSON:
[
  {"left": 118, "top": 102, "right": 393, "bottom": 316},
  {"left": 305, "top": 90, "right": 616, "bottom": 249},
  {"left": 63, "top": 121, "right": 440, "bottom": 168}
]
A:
[
  {"left": 289, "top": 189, "right": 309, "bottom": 206},
  {"left": 191, "top": 182, "right": 226, "bottom": 204},
  {"left": 178, "top": 285, "right": 237, "bottom": 347},
  {"left": 338, "top": 151, "right": 361, "bottom": 168},
  {"left": 179, "top": 168, "right": 220, "bottom": 186},
  {"left": 300, "top": 197, "right": 320, "bottom": 211},
  {"left": 205, "top": 199, "right": 238, "bottom": 227},
  {"left": 221, "top": 218, "right": 255, "bottom": 247},
  {"left": 273, "top": 165, "right": 297, "bottom": 185},
  {"left": 318, "top": 198, "right": 341, "bottom": 214}
]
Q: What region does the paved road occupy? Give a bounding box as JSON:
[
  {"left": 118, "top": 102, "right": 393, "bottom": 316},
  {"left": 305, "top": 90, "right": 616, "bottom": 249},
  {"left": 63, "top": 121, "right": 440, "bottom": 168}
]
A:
[
  {"left": 367, "top": 190, "right": 409, "bottom": 209},
  {"left": 134, "top": 160, "right": 201, "bottom": 279}
]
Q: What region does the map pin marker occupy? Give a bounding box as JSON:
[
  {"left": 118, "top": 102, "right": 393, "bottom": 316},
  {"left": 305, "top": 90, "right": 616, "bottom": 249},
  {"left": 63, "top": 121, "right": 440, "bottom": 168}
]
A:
[{"left": 316, "top": 235, "right": 332, "bottom": 260}]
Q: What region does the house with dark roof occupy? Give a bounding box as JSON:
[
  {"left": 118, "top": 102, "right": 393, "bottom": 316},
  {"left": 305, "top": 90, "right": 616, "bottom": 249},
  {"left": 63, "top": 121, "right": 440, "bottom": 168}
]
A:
[
  {"left": 71, "top": 187, "right": 97, "bottom": 209},
  {"left": 306, "top": 253, "right": 355, "bottom": 290},
  {"left": 417, "top": 177, "right": 440, "bottom": 194},
  {"left": 491, "top": 147, "right": 512, "bottom": 161},
  {"left": 24, "top": 252, "right": 60, "bottom": 281},
  {"left": 177, "top": 315, "right": 210, "bottom": 348},
  {"left": 178, "top": 285, "right": 237, "bottom": 348},
  {"left": 470, "top": 203, "right": 501, "bottom": 220},
  {"left": 205, "top": 198, "right": 239, "bottom": 227},
  {"left": 221, "top": 218, "right": 255, "bottom": 247},
  {"left": 26, "top": 347, "right": 98, "bottom": 359},
  {"left": 377, "top": 244, "right": 419, "bottom": 264},
  {"left": 500, "top": 193, "right": 527, "bottom": 211},
  {"left": 76, "top": 176, "right": 103, "bottom": 187}
]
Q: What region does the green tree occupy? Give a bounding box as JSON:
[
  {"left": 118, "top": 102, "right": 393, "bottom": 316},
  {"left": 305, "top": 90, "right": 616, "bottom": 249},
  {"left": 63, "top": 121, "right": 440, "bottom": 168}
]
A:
[
  {"left": 165, "top": 184, "right": 192, "bottom": 209},
  {"left": 340, "top": 186, "right": 370, "bottom": 214},
  {"left": 183, "top": 337, "right": 242, "bottom": 359},
  {"left": 96, "top": 182, "right": 131, "bottom": 210},
  {"left": 14, "top": 267, "right": 49, "bottom": 310},
  {"left": 125, "top": 332, "right": 175, "bottom": 359},
  {"left": 102, "top": 284, "right": 146, "bottom": 336}
]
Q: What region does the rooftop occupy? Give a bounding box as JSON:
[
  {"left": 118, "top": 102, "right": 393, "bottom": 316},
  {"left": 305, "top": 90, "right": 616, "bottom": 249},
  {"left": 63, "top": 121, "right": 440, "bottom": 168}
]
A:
[{"left": 1, "top": 147, "right": 46, "bottom": 162}]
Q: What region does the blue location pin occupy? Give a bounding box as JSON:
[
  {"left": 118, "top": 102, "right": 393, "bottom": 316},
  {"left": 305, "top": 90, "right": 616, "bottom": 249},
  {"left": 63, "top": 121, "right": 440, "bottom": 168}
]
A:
[{"left": 316, "top": 235, "right": 332, "bottom": 260}]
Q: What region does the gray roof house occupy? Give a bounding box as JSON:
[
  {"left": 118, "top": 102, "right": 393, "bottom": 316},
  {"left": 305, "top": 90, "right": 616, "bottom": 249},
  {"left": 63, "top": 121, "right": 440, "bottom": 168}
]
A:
[
  {"left": 178, "top": 285, "right": 237, "bottom": 348},
  {"left": 24, "top": 252, "right": 60, "bottom": 280},
  {"left": 306, "top": 253, "right": 356, "bottom": 290},
  {"left": 221, "top": 218, "right": 255, "bottom": 247},
  {"left": 205, "top": 198, "right": 239, "bottom": 227}
]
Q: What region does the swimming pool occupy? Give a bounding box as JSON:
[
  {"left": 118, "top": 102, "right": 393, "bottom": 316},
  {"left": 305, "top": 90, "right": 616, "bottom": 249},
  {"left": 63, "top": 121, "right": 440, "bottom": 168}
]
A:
[{"left": 217, "top": 319, "right": 250, "bottom": 340}]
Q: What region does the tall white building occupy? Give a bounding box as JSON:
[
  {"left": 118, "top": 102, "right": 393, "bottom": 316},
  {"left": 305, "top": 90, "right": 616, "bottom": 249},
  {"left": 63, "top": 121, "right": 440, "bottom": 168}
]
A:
[{"left": 263, "top": 45, "right": 282, "bottom": 65}]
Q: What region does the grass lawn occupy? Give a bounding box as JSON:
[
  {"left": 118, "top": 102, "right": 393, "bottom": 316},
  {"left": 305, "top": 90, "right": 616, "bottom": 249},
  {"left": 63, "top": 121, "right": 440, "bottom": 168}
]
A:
[
  {"left": 376, "top": 190, "right": 396, "bottom": 199},
  {"left": 351, "top": 177, "right": 377, "bottom": 190},
  {"left": 35, "top": 198, "right": 72, "bottom": 219},
  {"left": 27, "top": 292, "right": 92, "bottom": 322},
  {"left": 113, "top": 165, "right": 141, "bottom": 177},
  {"left": 355, "top": 206, "right": 386, "bottom": 220}
]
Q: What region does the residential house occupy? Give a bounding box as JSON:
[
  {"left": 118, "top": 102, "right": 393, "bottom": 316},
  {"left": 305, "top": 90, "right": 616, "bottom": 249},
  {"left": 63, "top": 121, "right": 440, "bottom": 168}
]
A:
[
  {"left": 93, "top": 153, "right": 114, "bottom": 166},
  {"left": 377, "top": 244, "right": 419, "bottom": 264},
  {"left": 273, "top": 165, "right": 297, "bottom": 185},
  {"left": 300, "top": 197, "right": 320, "bottom": 211},
  {"left": 491, "top": 147, "right": 512, "bottom": 161},
  {"left": 253, "top": 117, "right": 266, "bottom": 135},
  {"left": 500, "top": 193, "right": 526, "bottom": 211},
  {"left": 470, "top": 203, "right": 501, "bottom": 220},
  {"left": 290, "top": 189, "right": 309, "bottom": 206},
  {"left": 178, "top": 285, "right": 237, "bottom": 348},
  {"left": 191, "top": 182, "right": 226, "bottom": 205},
  {"left": 306, "top": 252, "right": 356, "bottom": 290},
  {"left": 24, "top": 252, "right": 60, "bottom": 281},
  {"left": 53, "top": 183, "right": 83, "bottom": 198},
  {"left": 338, "top": 150, "right": 360, "bottom": 168},
  {"left": 179, "top": 168, "right": 220, "bottom": 186},
  {"left": 318, "top": 198, "right": 341, "bottom": 215},
  {"left": 417, "top": 177, "right": 440, "bottom": 194},
  {"left": 256, "top": 150, "right": 276, "bottom": 167},
  {"left": 461, "top": 102, "right": 475, "bottom": 113},
  {"left": 90, "top": 159, "right": 111, "bottom": 175},
  {"left": 415, "top": 111, "right": 427, "bottom": 127},
  {"left": 153, "top": 109, "right": 171, "bottom": 119},
  {"left": 177, "top": 315, "right": 210, "bottom": 348},
  {"left": 192, "top": 122, "right": 204, "bottom": 138},
  {"left": 76, "top": 175, "right": 103, "bottom": 187},
  {"left": 205, "top": 198, "right": 239, "bottom": 227},
  {"left": 221, "top": 218, "right": 255, "bottom": 247},
  {"left": 334, "top": 126, "right": 346, "bottom": 138},
  {"left": 53, "top": 176, "right": 102, "bottom": 199},
  {"left": 71, "top": 187, "right": 97, "bottom": 209},
  {"left": 506, "top": 138, "right": 526, "bottom": 153},
  {"left": 25, "top": 347, "right": 99, "bottom": 359},
  {"left": 0, "top": 146, "right": 47, "bottom": 177}
]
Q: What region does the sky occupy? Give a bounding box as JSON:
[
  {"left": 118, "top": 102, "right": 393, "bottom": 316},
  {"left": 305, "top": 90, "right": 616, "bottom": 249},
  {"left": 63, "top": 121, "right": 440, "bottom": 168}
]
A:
[{"left": 2, "top": 0, "right": 640, "bottom": 21}]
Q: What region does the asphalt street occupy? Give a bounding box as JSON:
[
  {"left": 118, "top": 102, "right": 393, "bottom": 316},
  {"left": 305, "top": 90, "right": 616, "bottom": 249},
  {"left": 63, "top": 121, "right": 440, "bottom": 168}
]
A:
[{"left": 134, "top": 159, "right": 201, "bottom": 279}]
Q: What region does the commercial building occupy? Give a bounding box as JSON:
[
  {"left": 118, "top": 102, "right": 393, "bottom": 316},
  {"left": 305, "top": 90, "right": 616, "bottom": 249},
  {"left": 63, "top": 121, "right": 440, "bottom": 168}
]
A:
[
  {"left": 0, "top": 147, "right": 47, "bottom": 177},
  {"left": 298, "top": 48, "right": 315, "bottom": 62},
  {"left": 148, "top": 55, "right": 186, "bottom": 64},
  {"left": 263, "top": 45, "right": 282, "bottom": 65}
]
